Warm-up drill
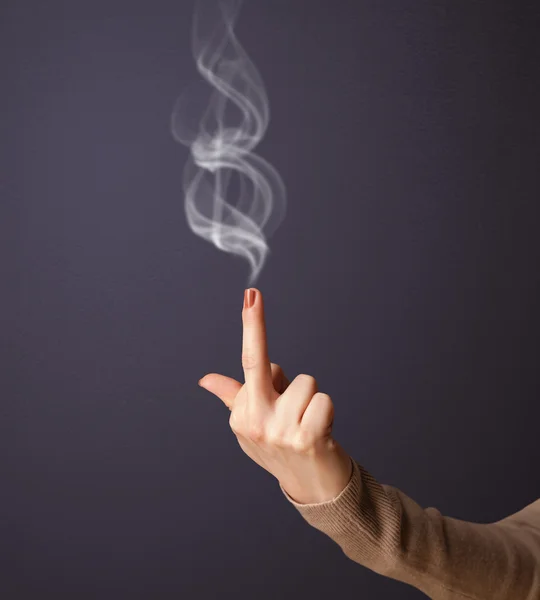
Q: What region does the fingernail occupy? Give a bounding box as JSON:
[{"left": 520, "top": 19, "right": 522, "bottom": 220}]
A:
[{"left": 244, "top": 288, "right": 256, "bottom": 309}]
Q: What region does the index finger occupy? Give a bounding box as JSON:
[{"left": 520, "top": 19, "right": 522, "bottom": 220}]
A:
[{"left": 242, "top": 288, "right": 274, "bottom": 402}]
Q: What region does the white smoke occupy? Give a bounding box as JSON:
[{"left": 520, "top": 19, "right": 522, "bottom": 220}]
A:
[{"left": 171, "top": 0, "right": 287, "bottom": 286}]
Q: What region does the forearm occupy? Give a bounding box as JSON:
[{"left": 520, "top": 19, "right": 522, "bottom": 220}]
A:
[
  {"left": 281, "top": 458, "right": 540, "bottom": 600},
  {"left": 382, "top": 486, "right": 540, "bottom": 599}
]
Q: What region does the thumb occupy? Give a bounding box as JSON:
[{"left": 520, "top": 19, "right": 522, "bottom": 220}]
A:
[{"left": 198, "top": 373, "right": 243, "bottom": 409}]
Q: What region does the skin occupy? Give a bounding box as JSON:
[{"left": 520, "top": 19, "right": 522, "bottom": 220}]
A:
[{"left": 198, "top": 287, "right": 353, "bottom": 505}]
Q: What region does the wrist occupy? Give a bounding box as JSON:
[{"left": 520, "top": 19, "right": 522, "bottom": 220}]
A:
[{"left": 281, "top": 443, "right": 353, "bottom": 505}]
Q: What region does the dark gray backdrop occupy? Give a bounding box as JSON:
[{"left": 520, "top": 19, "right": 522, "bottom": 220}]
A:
[{"left": 2, "top": 1, "right": 539, "bottom": 598}]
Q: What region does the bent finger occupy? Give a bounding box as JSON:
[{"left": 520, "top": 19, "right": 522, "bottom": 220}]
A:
[
  {"left": 270, "top": 363, "right": 290, "bottom": 394},
  {"left": 301, "top": 392, "right": 335, "bottom": 436}
]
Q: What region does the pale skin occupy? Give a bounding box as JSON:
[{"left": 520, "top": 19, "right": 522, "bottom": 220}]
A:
[{"left": 198, "top": 287, "right": 354, "bottom": 505}]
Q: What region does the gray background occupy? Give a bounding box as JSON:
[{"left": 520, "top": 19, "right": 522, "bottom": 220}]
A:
[{"left": 2, "top": 0, "right": 540, "bottom": 598}]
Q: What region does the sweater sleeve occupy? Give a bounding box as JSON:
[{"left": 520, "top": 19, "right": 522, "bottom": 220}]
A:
[{"left": 279, "top": 456, "right": 540, "bottom": 600}]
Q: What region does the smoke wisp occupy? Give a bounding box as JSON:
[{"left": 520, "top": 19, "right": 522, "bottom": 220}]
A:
[{"left": 171, "top": 0, "right": 287, "bottom": 285}]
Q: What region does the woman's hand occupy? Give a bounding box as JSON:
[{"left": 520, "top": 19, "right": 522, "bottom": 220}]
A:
[{"left": 198, "top": 288, "right": 353, "bottom": 505}]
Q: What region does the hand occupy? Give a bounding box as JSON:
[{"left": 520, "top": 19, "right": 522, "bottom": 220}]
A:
[{"left": 198, "top": 287, "right": 353, "bottom": 505}]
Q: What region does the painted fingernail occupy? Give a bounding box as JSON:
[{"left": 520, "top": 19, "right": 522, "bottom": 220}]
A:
[{"left": 244, "top": 288, "right": 256, "bottom": 309}]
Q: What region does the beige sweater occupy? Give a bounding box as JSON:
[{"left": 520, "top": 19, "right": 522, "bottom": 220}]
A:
[{"left": 280, "top": 456, "right": 540, "bottom": 600}]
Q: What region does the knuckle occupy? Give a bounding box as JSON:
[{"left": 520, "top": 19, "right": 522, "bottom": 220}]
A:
[
  {"left": 266, "top": 428, "right": 286, "bottom": 448},
  {"left": 296, "top": 373, "right": 316, "bottom": 386},
  {"left": 229, "top": 412, "right": 239, "bottom": 433},
  {"left": 241, "top": 353, "right": 258, "bottom": 370},
  {"left": 314, "top": 392, "right": 333, "bottom": 411},
  {"left": 291, "top": 430, "right": 315, "bottom": 454},
  {"left": 247, "top": 423, "right": 265, "bottom": 442}
]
